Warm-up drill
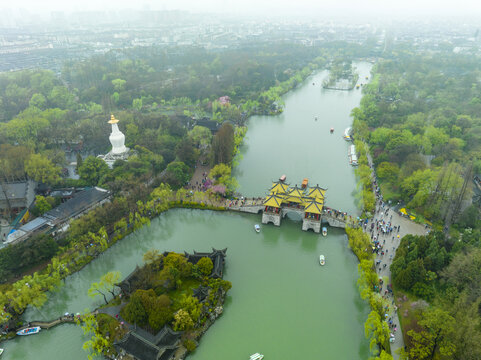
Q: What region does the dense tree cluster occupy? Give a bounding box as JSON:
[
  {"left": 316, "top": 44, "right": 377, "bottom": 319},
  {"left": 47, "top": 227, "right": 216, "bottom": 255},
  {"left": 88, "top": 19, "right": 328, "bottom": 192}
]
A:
[
  {"left": 117, "top": 252, "right": 230, "bottom": 336},
  {"left": 352, "top": 53, "right": 481, "bottom": 223}
]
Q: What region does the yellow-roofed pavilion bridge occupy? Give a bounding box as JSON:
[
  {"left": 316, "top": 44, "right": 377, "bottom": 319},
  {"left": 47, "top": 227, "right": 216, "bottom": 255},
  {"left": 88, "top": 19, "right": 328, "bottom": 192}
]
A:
[{"left": 229, "top": 180, "right": 357, "bottom": 233}]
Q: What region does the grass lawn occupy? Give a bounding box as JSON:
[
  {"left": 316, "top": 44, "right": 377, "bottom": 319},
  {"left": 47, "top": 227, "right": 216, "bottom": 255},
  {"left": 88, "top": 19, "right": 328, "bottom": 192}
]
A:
[
  {"left": 168, "top": 277, "right": 202, "bottom": 307},
  {"left": 392, "top": 288, "right": 425, "bottom": 349},
  {"left": 379, "top": 181, "right": 401, "bottom": 202}
]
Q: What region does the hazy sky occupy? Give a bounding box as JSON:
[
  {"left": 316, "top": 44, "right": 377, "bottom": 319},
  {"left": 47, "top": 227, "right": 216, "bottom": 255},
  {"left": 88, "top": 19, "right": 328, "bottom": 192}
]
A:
[{"left": 5, "top": 0, "right": 481, "bottom": 18}]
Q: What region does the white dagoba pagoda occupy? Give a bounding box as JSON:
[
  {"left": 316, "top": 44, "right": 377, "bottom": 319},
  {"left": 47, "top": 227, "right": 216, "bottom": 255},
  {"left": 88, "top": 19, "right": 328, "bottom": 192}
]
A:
[{"left": 97, "top": 114, "right": 131, "bottom": 168}]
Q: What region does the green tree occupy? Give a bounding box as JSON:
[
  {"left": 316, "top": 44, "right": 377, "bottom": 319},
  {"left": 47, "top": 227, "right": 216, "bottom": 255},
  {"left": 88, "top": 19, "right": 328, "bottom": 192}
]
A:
[
  {"left": 78, "top": 312, "right": 110, "bottom": 360},
  {"left": 211, "top": 122, "right": 234, "bottom": 164},
  {"left": 33, "top": 195, "right": 52, "bottom": 215},
  {"left": 164, "top": 161, "right": 190, "bottom": 189},
  {"left": 148, "top": 294, "right": 173, "bottom": 331},
  {"left": 172, "top": 309, "right": 194, "bottom": 331},
  {"left": 364, "top": 310, "right": 390, "bottom": 353},
  {"left": 78, "top": 156, "right": 109, "bottom": 186},
  {"left": 76, "top": 153, "right": 83, "bottom": 172},
  {"left": 197, "top": 257, "right": 213, "bottom": 276},
  {"left": 121, "top": 291, "right": 148, "bottom": 326},
  {"left": 132, "top": 98, "right": 142, "bottom": 111},
  {"left": 111, "top": 78, "right": 126, "bottom": 92},
  {"left": 88, "top": 271, "right": 121, "bottom": 304},
  {"left": 25, "top": 153, "right": 60, "bottom": 184},
  {"left": 29, "top": 93, "right": 47, "bottom": 109},
  {"left": 407, "top": 308, "right": 456, "bottom": 360},
  {"left": 188, "top": 126, "right": 212, "bottom": 148},
  {"left": 175, "top": 138, "right": 198, "bottom": 167}
]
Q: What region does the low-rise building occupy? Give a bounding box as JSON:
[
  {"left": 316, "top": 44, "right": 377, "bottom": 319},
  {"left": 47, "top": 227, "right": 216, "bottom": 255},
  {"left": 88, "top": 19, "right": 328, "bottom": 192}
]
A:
[{"left": 0, "top": 180, "right": 36, "bottom": 216}]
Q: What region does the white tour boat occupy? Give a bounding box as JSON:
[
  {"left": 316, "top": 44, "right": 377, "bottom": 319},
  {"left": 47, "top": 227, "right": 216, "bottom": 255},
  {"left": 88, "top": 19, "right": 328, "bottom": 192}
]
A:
[
  {"left": 254, "top": 224, "right": 261, "bottom": 233},
  {"left": 319, "top": 255, "right": 326, "bottom": 266},
  {"left": 250, "top": 353, "right": 264, "bottom": 360},
  {"left": 343, "top": 127, "right": 353, "bottom": 141},
  {"left": 0, "top": 348, "right": 4, "bottom": 356},
  {"left": 322, "top": 227, "right": 328, "bottom": 236},
  {"left": 16, "top": 326, "right": 41, "bottom": 336}
]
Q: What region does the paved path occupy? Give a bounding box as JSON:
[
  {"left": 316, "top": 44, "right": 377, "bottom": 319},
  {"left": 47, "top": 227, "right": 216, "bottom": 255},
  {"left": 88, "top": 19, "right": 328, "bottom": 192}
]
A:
[{"left": 364, "top": 155, "right": 428, "bottom": 358}]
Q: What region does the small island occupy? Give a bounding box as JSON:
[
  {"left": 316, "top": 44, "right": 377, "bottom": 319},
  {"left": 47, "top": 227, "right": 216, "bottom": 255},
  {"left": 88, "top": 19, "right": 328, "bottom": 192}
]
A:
[
  {"left": 322, "top": 59, "right": 359, "bottom": 91},
  {"left": 82, "top": 249, "right": 231, "bottom": 360}
]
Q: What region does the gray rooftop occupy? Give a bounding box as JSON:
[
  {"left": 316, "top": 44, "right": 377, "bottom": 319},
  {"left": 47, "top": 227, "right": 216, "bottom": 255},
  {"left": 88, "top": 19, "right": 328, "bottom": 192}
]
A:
[
  {"left": 19, "top": 217, "right": 48, "bottom": 232},
  {"left": 42, "top": 187, "right": 110, "bottom": 223}
]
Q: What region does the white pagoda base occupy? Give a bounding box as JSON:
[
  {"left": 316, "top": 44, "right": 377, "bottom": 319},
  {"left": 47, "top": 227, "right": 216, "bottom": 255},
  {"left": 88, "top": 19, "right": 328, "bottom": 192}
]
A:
[{"left": 98, "top": 148, "right": 131, "bottom": 169}]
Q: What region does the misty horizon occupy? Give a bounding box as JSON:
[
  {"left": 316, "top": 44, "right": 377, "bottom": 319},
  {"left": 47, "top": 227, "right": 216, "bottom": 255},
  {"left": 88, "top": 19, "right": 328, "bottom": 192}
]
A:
[{"left": 2, "top": 0, "right": 481, "bottom": 22}]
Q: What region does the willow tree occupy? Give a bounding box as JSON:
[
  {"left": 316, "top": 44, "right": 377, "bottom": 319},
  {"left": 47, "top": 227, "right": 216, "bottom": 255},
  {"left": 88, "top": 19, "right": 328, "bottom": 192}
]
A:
[{"left": 88, "top": 271, "right": 121, "bottom": 304}]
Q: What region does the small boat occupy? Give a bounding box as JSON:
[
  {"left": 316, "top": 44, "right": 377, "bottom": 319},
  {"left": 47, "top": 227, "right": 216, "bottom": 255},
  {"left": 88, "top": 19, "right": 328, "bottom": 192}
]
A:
[
  {"left": 16, "top": 326, "right": 41, "bottom": 336},
  {"left": 356, "top": 84, "right": 360, "bottom": 89},
  {"left": 302, "top": 178, "right": 308, "bottom": 188},
  {"left": 250, "top": 353, "right": 264, "bottom": 360},
  {"left": 330, "top": 127, "right": 334, "bottom": 133},
  {"left": 0, "top": 349, "right": 4, "bottom": 356},
  {"left": 254, "top": 224, "right": 261, "bottom": 233},
  {"left": 319, "top": 255, "right": 325, "bottom": 266},
  {"left": 365, "top": 76, "right": 369, "bottom": 80},
  {"left": 279, "top": 174, "right": 286, "bottom": 182},
  {"left": 343, "top": 127, "right": 353, "bottom": 141},
  {"left": 322, "top": 227, "right": 328, "bottom": 236}
]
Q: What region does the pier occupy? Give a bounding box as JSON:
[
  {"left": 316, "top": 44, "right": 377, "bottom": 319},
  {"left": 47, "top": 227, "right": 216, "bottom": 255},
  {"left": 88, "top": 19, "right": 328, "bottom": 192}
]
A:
[
  {"left": 228, "top": 180, "right": 357, "bottom": 233},
  {"left": 16, "top": 315, "right": 78, "bottom": 334}
]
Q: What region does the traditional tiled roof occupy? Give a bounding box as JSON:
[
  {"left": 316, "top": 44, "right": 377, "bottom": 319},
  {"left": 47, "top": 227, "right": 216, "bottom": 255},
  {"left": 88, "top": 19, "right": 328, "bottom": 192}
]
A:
[
  {"left": 42, "top": 187, "right": 110, "bottom": 223},
  {"left": 286, "top": 185, "right": 305, "bottom": 199},
  {"left": 269, "top": 181, "right": 289, "bottom": 195},
  {"left": 307, "top": 185, "right": 327, "bottom": 201},
  {"left": 263, "top": 193, "right": 284, "bottom": 208},
  {"left": 304, "top": 199, "right": 324, "bottom": 214}
]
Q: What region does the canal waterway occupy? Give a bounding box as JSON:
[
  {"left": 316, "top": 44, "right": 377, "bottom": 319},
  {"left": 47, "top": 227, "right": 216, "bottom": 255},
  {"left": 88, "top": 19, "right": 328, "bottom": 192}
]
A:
[{"left": 2, "top": 62, "right": 372, "bottom": 359}]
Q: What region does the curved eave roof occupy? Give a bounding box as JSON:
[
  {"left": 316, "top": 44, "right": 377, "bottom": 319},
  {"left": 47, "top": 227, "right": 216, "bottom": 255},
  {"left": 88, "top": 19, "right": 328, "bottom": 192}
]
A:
[
  {"left": 269, "top": 182, "right": 289, "bottom": 194},
  {"left": 304, "top": 200, "right": 324, "bottom": 214},
  {"left": 264, "top": 194, "right": 284, "bottom": 208},
  {"left": 286, "top": 186, "right": 305, "bottom": 199},
  {"left": 307, "top": 187, "right": 327, "bottom": 200}
]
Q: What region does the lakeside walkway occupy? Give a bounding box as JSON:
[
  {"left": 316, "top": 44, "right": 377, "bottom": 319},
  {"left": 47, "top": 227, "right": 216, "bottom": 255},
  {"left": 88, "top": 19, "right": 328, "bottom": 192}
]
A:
[{"left": 364, "top": 154, "right": 428, "bottom": 359}]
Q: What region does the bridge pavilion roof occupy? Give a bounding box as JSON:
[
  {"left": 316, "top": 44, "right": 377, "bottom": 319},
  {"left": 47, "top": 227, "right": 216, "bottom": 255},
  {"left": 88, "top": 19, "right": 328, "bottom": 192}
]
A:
[
  {"left": 286, "top": 185, "right": 305, "bottom": 199},
  {"left": 269, "top": 181, "right": 289, "bottom": 195},
  {"left": 304, "top": 199, "right": 324, "bottom": 214},
  {"left": 307, "top": 185, "right": 327, "bottom": 201},
  {"left": 263, "top": 194, "right": 284, "bottom": 208},
  {"left": 283, "top": 194, "right": 305, "bottom": 204}
]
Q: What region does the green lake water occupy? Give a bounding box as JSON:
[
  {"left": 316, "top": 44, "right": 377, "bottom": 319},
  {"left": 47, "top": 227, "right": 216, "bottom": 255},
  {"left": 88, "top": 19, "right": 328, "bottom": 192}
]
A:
[{"left": 2, "top": 62, "right": 372, "bottom": 360}]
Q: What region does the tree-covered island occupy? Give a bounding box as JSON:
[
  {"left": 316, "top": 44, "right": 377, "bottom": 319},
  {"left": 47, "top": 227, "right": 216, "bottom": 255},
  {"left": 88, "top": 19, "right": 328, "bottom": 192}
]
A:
[{"left": 80, "top": 249, "right": 231, "bottom": 360}]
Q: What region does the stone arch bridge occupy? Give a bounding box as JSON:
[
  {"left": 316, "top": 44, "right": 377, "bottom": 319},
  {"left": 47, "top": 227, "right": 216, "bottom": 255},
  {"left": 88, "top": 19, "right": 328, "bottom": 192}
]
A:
[{"left": 227, "top": 179, "right": 357, "bottom": 233}]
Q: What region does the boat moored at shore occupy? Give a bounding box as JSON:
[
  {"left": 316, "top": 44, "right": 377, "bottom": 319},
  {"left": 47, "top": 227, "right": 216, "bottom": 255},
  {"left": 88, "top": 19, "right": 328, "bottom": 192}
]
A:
[
  {"left": 16, "top": 327, "right": 41, "bottom": 336},
  {"left": 322, "top": 227, "right": 328, "bottom": 236},
  {"left": 348, "top": 145, "right": 358, "bottom": 166},
  {"left": 320, "top": 255, "right": 326, "bottom": 266},
  {"left": 343, "top": 127, "right": 353, "bottom": 141}
]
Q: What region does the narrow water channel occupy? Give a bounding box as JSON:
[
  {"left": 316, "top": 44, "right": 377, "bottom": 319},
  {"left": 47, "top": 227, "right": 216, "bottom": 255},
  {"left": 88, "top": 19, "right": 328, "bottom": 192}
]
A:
[{"left": 2, "top": 62, "right": 372, "bottom": 360}]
